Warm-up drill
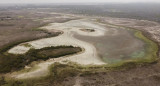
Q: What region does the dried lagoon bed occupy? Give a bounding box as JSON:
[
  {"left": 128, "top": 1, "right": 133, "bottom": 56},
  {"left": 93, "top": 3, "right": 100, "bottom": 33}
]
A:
[
  {"left": 74, "top": 21, "right": 158, "bottom": 64},
  {"left": 4, "top": 18, "right": 158, "bottom": 80},
  {"left": 0, "top": 18, "right": 156, "bottom": 86}
]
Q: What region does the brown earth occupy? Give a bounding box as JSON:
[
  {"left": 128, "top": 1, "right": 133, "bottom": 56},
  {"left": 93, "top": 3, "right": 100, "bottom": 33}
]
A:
[
  {"left": 59, "top": 62, "right": 160, "bottom": 86},
  {"left": 0, "top": 8, "right": 78, "bottom": 49}
]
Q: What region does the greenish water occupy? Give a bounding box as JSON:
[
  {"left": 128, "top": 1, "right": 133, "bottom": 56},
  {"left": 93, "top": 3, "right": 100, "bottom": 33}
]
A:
[{"left": 74, "top": 26, "right": 158, "bottom": 64}]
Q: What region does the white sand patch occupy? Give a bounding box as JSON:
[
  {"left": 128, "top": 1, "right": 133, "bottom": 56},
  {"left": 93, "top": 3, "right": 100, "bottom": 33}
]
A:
[
  {"left": 9, "top": 19, "right": 107, "bottom": 79},
  {"left": 8, "top": 46, "right": 30, "bottom": 54}
]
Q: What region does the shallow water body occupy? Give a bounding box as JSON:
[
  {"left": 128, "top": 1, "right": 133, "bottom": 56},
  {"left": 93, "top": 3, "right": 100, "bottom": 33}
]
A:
[{"left": 74, "top": 27, "right": 150, "bottom": 64}]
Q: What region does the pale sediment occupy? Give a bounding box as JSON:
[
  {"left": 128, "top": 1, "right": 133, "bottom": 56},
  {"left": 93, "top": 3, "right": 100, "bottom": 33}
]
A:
[{"left": 9, "top": 19, "right": 107, "bottom": 79}]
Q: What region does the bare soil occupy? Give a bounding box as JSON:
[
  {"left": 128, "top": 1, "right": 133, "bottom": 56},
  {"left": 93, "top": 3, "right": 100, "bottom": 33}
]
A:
[{"left": 0, "top": 8, "right": 78, "bottom": 49}]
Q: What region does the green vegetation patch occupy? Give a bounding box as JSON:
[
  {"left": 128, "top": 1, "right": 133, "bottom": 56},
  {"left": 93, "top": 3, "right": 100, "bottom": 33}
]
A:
[
  {"left": 20, "top": 43, "right": 32, "bottom": 47},
  {"left": 27, "top": 46, "right": 82, "bottom": 60},
  {"left": 134, "top": 30, "right": 158, "bottom": 61},
  {"left": 0, "top": 46, "right": 82, "bottom": 73},
  {"left": 80, "top": 29, "right": 95, "bottom": 32}
]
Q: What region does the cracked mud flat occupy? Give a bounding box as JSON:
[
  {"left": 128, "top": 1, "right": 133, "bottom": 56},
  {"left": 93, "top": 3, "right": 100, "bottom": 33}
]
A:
[{"left": 8, "top": 18, "right": 154, "bottom": 79}]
